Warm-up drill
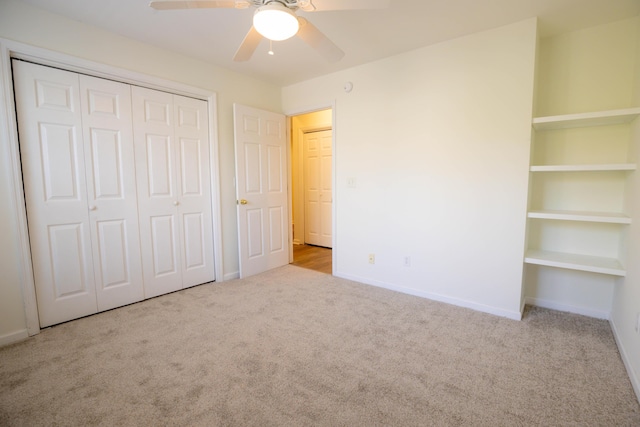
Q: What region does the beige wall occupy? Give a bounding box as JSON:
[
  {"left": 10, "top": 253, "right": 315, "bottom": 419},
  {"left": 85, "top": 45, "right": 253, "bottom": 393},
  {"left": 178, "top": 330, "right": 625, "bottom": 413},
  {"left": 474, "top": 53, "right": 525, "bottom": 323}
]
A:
[
  {"left": 536, "top": 17, "right": 638, "bottom": 116},
  {"left": 0, "top": 144, "right": 26, "bottom": 341},
  {"left": 0, "top": 0, "right": 281, "bottom": 340},
  {"left": 283, "top": 19, "right": 538, "bottom": 318}
]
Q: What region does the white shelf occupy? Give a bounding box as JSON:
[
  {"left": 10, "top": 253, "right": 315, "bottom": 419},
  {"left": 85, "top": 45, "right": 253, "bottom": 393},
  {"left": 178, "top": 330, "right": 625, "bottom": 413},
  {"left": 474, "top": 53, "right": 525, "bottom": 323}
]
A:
[
  {"left": 527, "top": 210, "right": 631, "bottom": 224},
  {"left": 530, "top": 163, "right": 636, "bottom": 172},
  {"left": 524, "top": 250, "right": 626, "bottom": 276},
  {"left": 526, "top": 107, "right": 636, "bottom": 278},
  {"left": 532, "top": 107, "right": 640, "bottom": 130}
]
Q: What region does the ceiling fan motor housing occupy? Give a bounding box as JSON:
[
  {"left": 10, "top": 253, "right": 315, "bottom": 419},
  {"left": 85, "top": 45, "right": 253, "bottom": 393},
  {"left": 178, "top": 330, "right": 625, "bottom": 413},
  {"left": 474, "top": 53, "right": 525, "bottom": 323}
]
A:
[{"left": 252, "top": 0, "right": 304, "bottom": 9}]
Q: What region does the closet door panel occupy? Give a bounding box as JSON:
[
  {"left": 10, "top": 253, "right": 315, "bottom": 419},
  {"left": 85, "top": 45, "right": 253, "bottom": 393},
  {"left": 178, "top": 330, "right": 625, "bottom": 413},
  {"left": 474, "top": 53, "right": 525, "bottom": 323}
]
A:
[
  {"left": 80, "top": 75, "right": 144, "bottom": 311},
  {"left": 175, "top": 96, "right": 215, "bottom": 287},
  {"left": 132, "top": 86, "right": 182, "bottom": 298},
  {"left": 150, "top": 214, "right": 179, "bottom": 275},
  {"left": 13, "top": 60, "right": 98, "bottom": 327},
  {"left": 183, "top": 212, "right": 206, "bottom": 269}
]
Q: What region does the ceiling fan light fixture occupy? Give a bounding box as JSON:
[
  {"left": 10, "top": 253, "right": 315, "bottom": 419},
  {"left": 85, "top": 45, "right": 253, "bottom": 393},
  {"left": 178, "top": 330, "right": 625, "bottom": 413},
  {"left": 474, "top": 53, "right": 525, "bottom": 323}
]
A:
[{"left": 253, "top": 3, "right": 300, "bottom": 41}]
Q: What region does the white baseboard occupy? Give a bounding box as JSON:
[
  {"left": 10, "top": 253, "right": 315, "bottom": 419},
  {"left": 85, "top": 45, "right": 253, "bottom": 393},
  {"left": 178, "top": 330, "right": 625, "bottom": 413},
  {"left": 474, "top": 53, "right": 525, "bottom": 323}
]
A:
[
  {"left": 334, "top": 271, "right": 523, "bottom": 321},
  {"left": 223, "top": 271, "right": 240, "bottom": 281},
  {"left": 525, "top": 296, "right": 610, "bottom": 320},
  {"left": 610, "top": 317, "right": 640, "bottom": 404},
  {"left": 0, "top": 329, "right": 29, "bottom": 347}
]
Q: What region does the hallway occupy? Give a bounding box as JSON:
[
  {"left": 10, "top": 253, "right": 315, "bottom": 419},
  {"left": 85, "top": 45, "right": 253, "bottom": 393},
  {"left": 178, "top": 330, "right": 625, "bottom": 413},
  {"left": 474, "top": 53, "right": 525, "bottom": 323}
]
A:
[{"left": 291, "top": 244, "right": 332, "bottom": 274}]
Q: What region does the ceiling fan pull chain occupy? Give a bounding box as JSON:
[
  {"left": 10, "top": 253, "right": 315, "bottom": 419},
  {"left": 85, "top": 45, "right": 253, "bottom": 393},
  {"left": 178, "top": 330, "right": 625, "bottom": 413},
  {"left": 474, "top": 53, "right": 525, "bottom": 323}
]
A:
[{"left": 268, "top": 39, "right": 275, "bottom": 55}]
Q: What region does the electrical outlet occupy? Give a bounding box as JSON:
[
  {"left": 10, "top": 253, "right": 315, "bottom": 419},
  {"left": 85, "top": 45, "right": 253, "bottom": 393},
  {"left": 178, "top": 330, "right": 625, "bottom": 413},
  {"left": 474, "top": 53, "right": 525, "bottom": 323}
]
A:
[
  {"left": 368, "top": 254, "right": 375, "bottom": 264},
  {"left": 403, "top": 256, "right": 411, "bottom": 267}
]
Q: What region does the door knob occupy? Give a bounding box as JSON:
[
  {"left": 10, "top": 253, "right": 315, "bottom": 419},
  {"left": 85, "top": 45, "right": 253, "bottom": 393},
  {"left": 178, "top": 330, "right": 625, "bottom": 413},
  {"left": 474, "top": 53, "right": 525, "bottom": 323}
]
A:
[
  {"left": 239, "top": 199, "right": 248, "bottom": 205},
  {"left": 89, "top": 205, "right": 97, "bottom": 211},
  {"left": 173, "top": 201, "right": 180, "bottom": 206}
]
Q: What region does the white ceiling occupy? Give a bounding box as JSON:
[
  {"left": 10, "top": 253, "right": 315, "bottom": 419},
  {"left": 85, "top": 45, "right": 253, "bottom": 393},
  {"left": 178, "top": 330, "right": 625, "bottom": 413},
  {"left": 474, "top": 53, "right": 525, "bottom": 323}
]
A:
[{"left": 17, "top": 0, "right": 640, "bottom": 87}]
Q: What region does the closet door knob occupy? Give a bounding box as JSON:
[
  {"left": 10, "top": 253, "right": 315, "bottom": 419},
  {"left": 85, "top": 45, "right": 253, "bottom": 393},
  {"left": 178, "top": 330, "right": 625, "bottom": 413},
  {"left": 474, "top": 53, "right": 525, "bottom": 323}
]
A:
[
  {"left": 89, "top": 205, "right": 97, "bottom": 211},
  {"left": 173, "top": 201, "right": 180, "bottom": 206},
  {"left": 239, "top": 199, "right": 248, "bottom": 205}
]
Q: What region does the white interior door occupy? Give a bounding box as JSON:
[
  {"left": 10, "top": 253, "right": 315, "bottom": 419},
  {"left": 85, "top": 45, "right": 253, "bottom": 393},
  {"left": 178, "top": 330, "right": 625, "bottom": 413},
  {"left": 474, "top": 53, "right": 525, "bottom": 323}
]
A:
[
  {"left": 13, "top": 60, "right": 98, "bottom": 327},
  {"left": 234, "top": 104, "right": 288, "bottom": 278},
  {"left": 304, "top": 130, "right": 333, "bottom": 248},
  {"left": 79, "top": 74, "right": 144, "bottom": 312}
]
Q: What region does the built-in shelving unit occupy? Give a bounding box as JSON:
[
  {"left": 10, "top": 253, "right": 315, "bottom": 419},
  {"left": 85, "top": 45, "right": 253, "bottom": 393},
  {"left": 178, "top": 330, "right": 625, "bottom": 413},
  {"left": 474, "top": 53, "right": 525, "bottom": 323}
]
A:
[{"left": 525, "top": 108, "right": 640, "bottom": 276}]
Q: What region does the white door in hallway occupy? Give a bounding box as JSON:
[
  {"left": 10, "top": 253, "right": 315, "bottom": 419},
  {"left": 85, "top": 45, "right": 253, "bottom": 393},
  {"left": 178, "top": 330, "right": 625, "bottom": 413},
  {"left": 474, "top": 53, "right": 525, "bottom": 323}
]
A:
[
  {"left": 13, "top": 60, "right": 144, "bottom": 326},
  {"left": 304, "top": 129, "right": 333, "bottom": 248},
  {"left": 233, "top": 104, "right": 288, "bottom": 278}
]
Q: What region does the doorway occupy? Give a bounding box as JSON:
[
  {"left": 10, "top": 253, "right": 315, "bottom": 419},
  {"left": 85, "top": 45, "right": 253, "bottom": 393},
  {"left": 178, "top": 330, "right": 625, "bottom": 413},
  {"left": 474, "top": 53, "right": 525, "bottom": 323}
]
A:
[{"left": 290, "top": 108, "right": 333, "bottom": 274}]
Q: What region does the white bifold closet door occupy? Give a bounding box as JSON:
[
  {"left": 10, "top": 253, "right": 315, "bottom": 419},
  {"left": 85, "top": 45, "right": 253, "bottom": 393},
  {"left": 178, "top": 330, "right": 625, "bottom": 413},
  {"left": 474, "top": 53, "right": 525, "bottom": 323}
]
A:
[
  {"left": 13, "top": 61, "right": 215, "bottom": 327},
  {"left": 132, "top": 86, "right": 214, "bottom": 298},
  {"left": 13, "top": 60, "right": 144, "bottom": 327}
]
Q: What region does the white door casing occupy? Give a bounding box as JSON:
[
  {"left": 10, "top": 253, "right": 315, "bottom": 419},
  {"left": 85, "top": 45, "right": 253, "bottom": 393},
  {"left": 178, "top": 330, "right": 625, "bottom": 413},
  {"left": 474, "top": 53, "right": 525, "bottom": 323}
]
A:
[
  {"left": 234, "top": 104, "right": 289, "bottom": 278},
  {"left": 303, "top": 129, "right": 333, "bottom": 248}
]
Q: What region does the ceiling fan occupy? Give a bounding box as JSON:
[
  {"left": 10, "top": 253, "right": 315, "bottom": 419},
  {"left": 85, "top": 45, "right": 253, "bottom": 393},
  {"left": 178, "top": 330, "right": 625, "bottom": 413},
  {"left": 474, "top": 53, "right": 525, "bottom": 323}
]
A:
[{"left": 149, "top": 0, "right": 390, "bottom": 62}]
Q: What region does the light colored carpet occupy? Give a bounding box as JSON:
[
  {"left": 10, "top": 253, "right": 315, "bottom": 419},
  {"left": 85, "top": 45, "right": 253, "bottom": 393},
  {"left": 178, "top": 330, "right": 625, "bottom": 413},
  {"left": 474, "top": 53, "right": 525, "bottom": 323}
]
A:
[{"left": 1, "top": 265, "right": 639, "bottom": 426}]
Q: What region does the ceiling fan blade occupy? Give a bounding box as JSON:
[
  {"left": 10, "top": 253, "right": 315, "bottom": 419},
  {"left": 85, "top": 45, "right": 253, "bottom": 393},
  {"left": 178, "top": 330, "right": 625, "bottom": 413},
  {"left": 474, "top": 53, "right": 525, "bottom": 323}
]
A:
[
  {"left": 296, "top": 18, "right": 344, "bottom": 62},
  {"left": 149, "top": 0, "right": 237, "bottom": 10},
  {"left": 303, "top": 0, "right": 390, "bottom": 12},
  {"left": 233, "top": 26, "right": 263, "bottom": 62}
]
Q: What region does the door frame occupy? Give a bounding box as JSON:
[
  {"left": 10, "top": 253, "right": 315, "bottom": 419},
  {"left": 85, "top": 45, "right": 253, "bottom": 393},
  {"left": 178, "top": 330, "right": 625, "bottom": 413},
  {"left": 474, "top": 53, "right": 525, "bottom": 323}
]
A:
[
  {"left": 0, "top": 38, "right": 224, "bottom": 336},
  {"left": 285, "top": 104, "right": 337, "bottom": 270}
]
